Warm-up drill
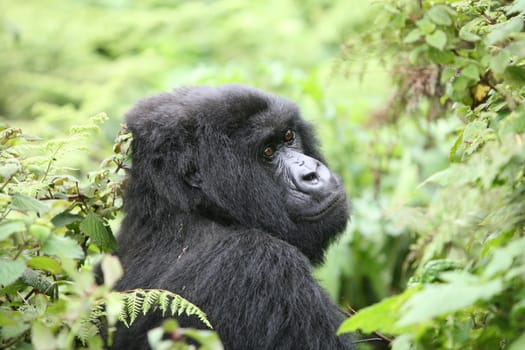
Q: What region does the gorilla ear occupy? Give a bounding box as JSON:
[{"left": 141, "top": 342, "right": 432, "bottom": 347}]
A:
[{"left": 183, "top": 171, "right": 202, "bottom": 189}]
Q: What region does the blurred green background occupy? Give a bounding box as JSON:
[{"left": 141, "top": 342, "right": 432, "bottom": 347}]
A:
[{"left": 1, "top": 0, "right": 421, "bottom": 310}]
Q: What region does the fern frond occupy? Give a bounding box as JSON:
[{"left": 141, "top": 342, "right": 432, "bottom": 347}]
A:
[
  {"left": 114, "top": 289, "right": 212, "bottom": 329},
  {"left": 142, "top": 289, "right": 160, "bottom": 315},
  {"left": 124, "top": 290, "right": 144, "bottom": 325}
]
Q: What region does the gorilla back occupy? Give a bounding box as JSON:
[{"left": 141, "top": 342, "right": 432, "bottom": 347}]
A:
[{"left": 113, "top": 85, "right": 353, "bottom": 349}]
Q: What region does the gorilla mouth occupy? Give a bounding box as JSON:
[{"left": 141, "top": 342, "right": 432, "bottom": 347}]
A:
[{"left": 299, "top": 192, "right": 346, "bottom": 221}]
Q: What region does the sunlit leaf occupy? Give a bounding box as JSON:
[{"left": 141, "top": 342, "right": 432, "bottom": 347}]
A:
[
  {"left": 399, "top": 279, "right": 504, "bottom": 326},
  {"left": 426, "top": 30, "right": 447, "bottom": 50},
  {"left": 338, "top": 288, "right": 417, "bottom": 334},
  {"left": 404, "top": 29, "right": 422, "bottom": 43},
  {"left": 27, "top": 256, "right": 62, "bottom": 274},
  {"left": 427, "top": 6, "right": 453, "bottom": 26},
  {"left": 487, "top": 17, "right": 524, "bottom": 44},
  {"left": 11, "top": 193, "right": 48, "bottom": 214},
  {"left": 0, "top": 259, "right": 25, "bottom": 286},
  {"left": 102, "top": 255, "right": 123, "bottom": 289},
  {"left": 42, "top": 235, "right": 84, "bottom": 259},
  {"left": 0, "top": 220, "right": 26, "bottom": 240}
]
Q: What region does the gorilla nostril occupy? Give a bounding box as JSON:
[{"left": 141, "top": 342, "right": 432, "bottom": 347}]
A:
[{"left": 302, "top": 172, "right": 319, "bottom": 183}]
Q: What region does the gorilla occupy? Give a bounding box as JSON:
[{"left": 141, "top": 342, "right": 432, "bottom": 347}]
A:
[{"left": 112, "top": 84, "right": 353, "bottom": 349}]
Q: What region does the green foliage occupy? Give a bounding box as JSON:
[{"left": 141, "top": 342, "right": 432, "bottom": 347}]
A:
[
  {"left": 337, "top": 0, "right": 525, "bottom": 348},
  {"left": 0, "top": 120, "right": 214, "bottom": 348},
  {"left": 118, "top": 289, "right": 212, "bottom": 329}
]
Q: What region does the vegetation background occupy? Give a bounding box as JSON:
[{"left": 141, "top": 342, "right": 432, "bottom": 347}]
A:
[{"left": 1, "top": 0, "right": 524, "bottom": 349}]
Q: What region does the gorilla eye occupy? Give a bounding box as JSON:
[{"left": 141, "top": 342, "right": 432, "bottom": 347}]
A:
[
  {"left": 263, "top": 145, "right": 275, "bottom": 159},
  {"left": 283, "top": 129, "right": 295, "bottom": 143}
]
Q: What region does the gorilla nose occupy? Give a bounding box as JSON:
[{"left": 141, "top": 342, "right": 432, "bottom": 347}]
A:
[{"left": 290, "top": 153, "right": 334, "bottom": 195}]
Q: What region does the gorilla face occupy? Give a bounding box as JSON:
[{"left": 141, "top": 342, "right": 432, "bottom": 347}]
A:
[
  {"left": 260, "top": 128, "right": 346, "bottom": 222},
  {"left": 126, "top": 84, "right": 349, "bottom": 264}
]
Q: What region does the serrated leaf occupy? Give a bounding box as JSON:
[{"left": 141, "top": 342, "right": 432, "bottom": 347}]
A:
[
  {"left": 398, "top": 279, "right": 504, "bottom": 326},
  {"left": 0, "top": 259, "right": 25, "bottom": 286},
  {"left": 427, "top": 6, "right": 453, "bottom": 26},
  {"left": 11, "top": 193, "right": 48, "bottom": 214},
  {"left": 42, "top": 235, "right": 84, "bottom": 259},
  {"left": 80, "top": 213, "right": 118, "bottom": 252},
  {"left": 0, "top": 220, "right": 25, "bottom": 240},
  {"left": 426, "top": 30, "right": 447, "bottom": 50},
  {"left": 338, "top": 288, "right": 416, "bottom": 334},
  {"left": 27, "top": 256, "right": 62, "bottom": 274}
]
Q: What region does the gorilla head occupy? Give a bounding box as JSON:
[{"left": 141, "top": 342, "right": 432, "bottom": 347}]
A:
[{"left": 125, "top": 84, "right": 349, "bottom": 264}]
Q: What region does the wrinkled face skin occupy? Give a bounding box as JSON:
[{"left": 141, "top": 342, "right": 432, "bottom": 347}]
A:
[{"left": 258, "top": 128, "right": 346, "bottom": 223}]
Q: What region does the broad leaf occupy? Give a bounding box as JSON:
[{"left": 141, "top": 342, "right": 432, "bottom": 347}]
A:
[
  {"left": 427, "top": 6, "right": 453, "bottom": 26},
  {"left": 0, "top": 259, "right": 25, "bottom": 286},
  {"left": 426, "top": 30, "right": 447, "bottom": 50},
  {"left": 338, "top": 288, "right": 417, "bottom": 334},
  {"left": 42, "top": 235, "right": 84, "bottom": 259},
  {"left": 398, "top": 279, "right": 503, "bottom": 326},
  {"left": 11, "top": 193, "right": 48, "bottom": 214},
  {"left": 80, "top": 213, "right": 118, "bottom": 252},
  {"left": 0, "top": 220, "right": 25, "bottom": 240},
  {"left": 27, "top": 256, "right": 62, "bottom": 274}
]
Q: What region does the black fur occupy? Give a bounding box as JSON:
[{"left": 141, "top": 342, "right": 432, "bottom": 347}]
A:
[{"left": 113, "top": 85, "right": 353, "bottom": 349}]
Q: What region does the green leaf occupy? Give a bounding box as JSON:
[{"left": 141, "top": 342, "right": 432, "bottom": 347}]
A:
[
  {"left": 80, "top": 213, "right": 118, "bottom": 252},
  {"left": 426, "top": 30, "right": 447, "bottom": 50},
  {"left": 416, "top": 18, "right": 436, "bottom": 35},
  {"left": 338, "top": 288, "right": 417, "bottom": 334},
  {"left": 0, "top": 164, "right": 20, "bottom": 179},
  {"left": 490, "top": 50, "right": 511, "bottom": 76},
  {"left": 0, "top": 220, "right": 25, "bottom": 240},
  {"left": 427, "top": 6, "right": 453, "bottom": 26},
  {"left": 459, "top": 26, "right": 481, "bottom": 42},
  {"left": 461, "top": 64, "right": 480, "bottom": 81},
  {"left": 27, "top": 256, "right": 62, "bottom": 274},
  {"left": 428, "top": 48, "right": 454, "bottom": 64},
  {"left": 0, "top": 259, "right": 25, "bottom": 286},
  {"left": 504, "top": 65, "right": 525, "bottom": 85},
  {"left": 101, "top": 255, "right": 123, "bottom": 289},
  {"left": 403, "top": 29, "right": 422, "bottom": 43},
  {"left": 51, "top": 211, "right": 83, "bottom": 227},
  {"left": 42, "top": 235, "right": 84, "bottom": 259},
  {"left": 507, "top": 0, "right": 525, "bottom": 14},
  {"left": 509, "top": 333, "right": 525, "bottom": 350},
  {"left": 31, "top": 321, "right": 57, "bottom": 350},
  {"left": 487, "top": 17, "right": 524, "bottom": 45},
  {"left": 483, "top": 237, "right": 525, "bottom": 278},
  {"left": 11, "top": 193, "right": 48, "bottom": 214},
  {"left": 398, "top": 278, "right": 503, "bottom": 326}
]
